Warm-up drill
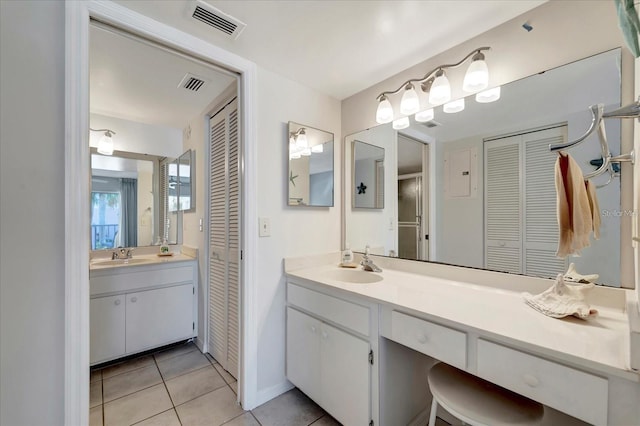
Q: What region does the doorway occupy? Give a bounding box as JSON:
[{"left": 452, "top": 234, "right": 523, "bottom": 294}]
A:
[
  {"left": 66, "top": 3, "right": 259, "bottom": 423},
  {"left": 397, "top": 134, "right": 430, "bottom": 260}
]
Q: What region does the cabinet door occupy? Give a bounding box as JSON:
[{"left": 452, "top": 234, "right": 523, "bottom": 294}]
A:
[
  {"left": 126, "top": 284, "right": 194, "bottom": 354},
  {"left": 286, "top": 307, "right": 322, "bottom": 404},
  {"left": 90, "top": 295, "right": 125, "bottom": 364},
  {"left": 320, "top": 322, "right": 370, "bottom": 426}
]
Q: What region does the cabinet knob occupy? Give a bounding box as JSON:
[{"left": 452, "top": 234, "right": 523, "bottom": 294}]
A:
[
  {"left": 114, "top": 299, "right": 121, "bottom": 306},
  {"left": 416, "top": 332, "right": 428, "bottom": 344},
  {"left": 310, "top": 325, "right": 317, "bottom": 333},
  {"left": 321, "top": 331, "right": 328, "bottom": 339},
  {"left": 523, "top": 374, "right": 539, "bottom": 387},
  {"left": 131, "top": 296, "right": 138, "bottom": 303}
]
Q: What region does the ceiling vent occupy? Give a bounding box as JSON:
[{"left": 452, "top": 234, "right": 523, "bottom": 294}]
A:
[
  {"left": 191, "top": 1, "right": 246, "bottom": 39},
  {"left": 179, "top": 73, "right": 206, "bottom": 92},
  {"left": 420, "top": 120, "right": 441, "bottom": 129}
]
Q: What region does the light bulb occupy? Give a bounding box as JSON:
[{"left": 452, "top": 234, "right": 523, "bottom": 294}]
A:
[
  {"left": 301, "top": 147, "right": 311, "bottom": 156},
  {"left": 376, "top": 96, "right": 394, "bottom": 124},
  {"left": 97, "top": 131, "right": 114, "bottom": 155},
  {"left": 392, "top": 117, "right": 410, "bottom": 130},
  {"left": 311, "top": 144, "right": 323, "bottom": 153},
  {"left": 475, "top": 86, "right": 501, "bottom": 103},
  {"left": 295, "top": 130, "right": 308, "bottom": 149},
  {"left": 463, "top": 53, "right": 489, "bottom": 92},
  {"left": 290, "top": 152, "right": 301, "bottom": 160},
  {"left": 400, "top": 84, "right": 420, "bottom": 115},
  {"left": 443, "top": 98, "right": 465, "bottom": 113},
  {"left": 428, "top": 70, "right": 451, "bottom": 105},
  {"left": 414, "top": 108, "right": 434, "bottom": 123}
]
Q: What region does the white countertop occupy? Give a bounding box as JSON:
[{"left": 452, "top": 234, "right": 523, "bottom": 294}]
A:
[
  {"left": 286, "top": 260, "right": 638, "bottom": 382},
  {"left": 89, "top": 253, "right": 196, "bottom": 271}
]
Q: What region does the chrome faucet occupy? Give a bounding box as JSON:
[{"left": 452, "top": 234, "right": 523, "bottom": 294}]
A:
[
  {"left": 112, "top": 247, "right": 134, "bottom": 260},
  {"left": 361, "top": 245, "right": 382, "bottom": 272}
]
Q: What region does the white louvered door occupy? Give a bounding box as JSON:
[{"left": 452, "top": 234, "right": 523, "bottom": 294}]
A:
[
  {"left": 485, "top": 137, "right": 522, "bottom": 274},
  {"left": 484, "top": 125, "right": 567, "bottom": 278},
  {"left": 523, "top": 127, "right": 567, "bottom": 277},
  {"left": 208, "top": 98, "right": 240, "bottom": 379}
]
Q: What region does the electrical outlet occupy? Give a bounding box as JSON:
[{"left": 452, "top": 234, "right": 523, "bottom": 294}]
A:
[{"left": 259, "top": 217, "right": 271, "bottom": 237}]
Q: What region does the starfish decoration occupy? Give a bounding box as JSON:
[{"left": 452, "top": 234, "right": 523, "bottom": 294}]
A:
[
  {"left": 289, "top": 170, "right": 299, "bottom": 187},
  {"left": 357, "top": 182, "right": 367, "bottom": 194}
]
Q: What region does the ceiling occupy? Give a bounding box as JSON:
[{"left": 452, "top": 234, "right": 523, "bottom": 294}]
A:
[{"left": 112, "top": 0, "right": 547, "bottom": 100}]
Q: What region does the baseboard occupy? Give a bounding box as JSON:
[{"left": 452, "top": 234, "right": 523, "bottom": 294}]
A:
[
  {"left": 253, "top": 380, "right": 295, "bottom": 408},
  {"left": 194, "top": 336, "right": 206, "bottom": 354}
]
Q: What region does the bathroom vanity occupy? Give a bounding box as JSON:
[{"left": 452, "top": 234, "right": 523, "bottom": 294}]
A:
[
  {"left": 89, "top": 253, "right": 197, "bottom": 365},
  {"left": 285, "top": 254, "right": 640, "bottom": 426}
]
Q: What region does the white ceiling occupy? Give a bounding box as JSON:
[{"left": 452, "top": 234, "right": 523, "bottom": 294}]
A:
[{"left": 113, "top": 0, "right": 547, "bottom": 100}]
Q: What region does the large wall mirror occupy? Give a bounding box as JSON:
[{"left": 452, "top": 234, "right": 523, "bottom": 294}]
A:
[
  {"left": 345, "top": 48, "right": 630, "bottom": 287},
  {"left": 352, "top": 140, "right": 385, "bottom": 209},
  {"left": 288, "top": 121, "right": 334, "bottom": 207}
]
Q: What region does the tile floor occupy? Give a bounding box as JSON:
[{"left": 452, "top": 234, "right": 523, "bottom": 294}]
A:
[{"left": 90, "top": 341, "right": 340, "bottom": 426}]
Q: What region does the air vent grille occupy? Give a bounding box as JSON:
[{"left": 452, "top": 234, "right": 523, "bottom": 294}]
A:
[
  {"left": 191, "top": 1, "right": 246, "bottom": 39},
  {"left": 421, "top": 120, "right": 441, "bottom": 128},
  {"left": 179, "top": 73, "right": 206, "bottom": 92}
]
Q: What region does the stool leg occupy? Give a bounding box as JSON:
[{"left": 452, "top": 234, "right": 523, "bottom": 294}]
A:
[{"left": 428, "top": 397, "right": 438, "bottom": 426}]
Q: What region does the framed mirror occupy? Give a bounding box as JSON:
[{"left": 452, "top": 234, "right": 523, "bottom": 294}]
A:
[
  {"left": 352, "top": 140, "right": 385, "bottom": 209},
  {"left": 344, "top": 48, "right": 628, "bottom": 287},
  {"left": 288, "top": 121, "right": 334, "bottom": 207}
]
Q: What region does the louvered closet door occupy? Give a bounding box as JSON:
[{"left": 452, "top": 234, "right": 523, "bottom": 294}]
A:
[
  {"left": 523, "top": 127, "right": 567, "bottom": 278},
  {"left": 485, "top": 137, "right": 522, "bottom": 274},
  {"left": 208, "top": 98, "right": 240, "bottom": 379}
]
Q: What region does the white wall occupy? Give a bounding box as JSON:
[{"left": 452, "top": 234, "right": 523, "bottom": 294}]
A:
[
  {"left": 0, "top": 1, "right": 65, "bottom": 424},
  {"left": 90, "top": 113, "right": 183, "bottom": 158},
  {"left": 255, "top": 67, "right": 341, "bottom": 402}
]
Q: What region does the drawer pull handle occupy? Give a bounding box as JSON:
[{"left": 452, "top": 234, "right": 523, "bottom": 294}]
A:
[
  {"left": 114, "top": 299, "right": 121, "bottom": 306},
  {"left": 131, "top": 296, "right": 138, "bottom": 303},
  {"left": 523, "top": 374, "right": 539, "bottom": 387},
  {"left": 417, "top": 333, "right": 428, "bottom": 344}
]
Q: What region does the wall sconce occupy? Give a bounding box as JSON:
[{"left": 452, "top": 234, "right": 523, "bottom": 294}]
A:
[
  {"left": 90, "top": 128, "right": 116, "bottom": 155},
  {"left": 375, "top": 47, "right": 499, "bottom": 125}
]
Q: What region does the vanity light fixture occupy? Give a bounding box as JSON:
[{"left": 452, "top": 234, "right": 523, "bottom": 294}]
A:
[
  {"left": 415, "top": 108, "right": 435, "bottom": 123},
  {"left": 475, "top": 86, "right": 501, "bottom": 103},
  {"left": 392, "top": 116, "right": 410, "bottom": 130},
  {"left": 292, "top": 128, "right": 308, "bottom": 149},
  {"left": 90, "top": 128, "right": 116, "bottom": 156},
  {"left": 374, "top": 47, "right": 491, "bottom": 124},
  {"left": 443, "top": 98, "right": 465, "bottom": 113},
  {"left": 311, "top": 144, "right": 324, "bottom": 153}
]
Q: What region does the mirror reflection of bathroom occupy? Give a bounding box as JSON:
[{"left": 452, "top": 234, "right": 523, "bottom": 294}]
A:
[{"left": 352, "top": 140, "right": 385, "bottom": 209}]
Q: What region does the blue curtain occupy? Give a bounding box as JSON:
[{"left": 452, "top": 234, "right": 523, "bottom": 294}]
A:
[{"left": 121, "top": 178, "right": 137, "bottom": 247}]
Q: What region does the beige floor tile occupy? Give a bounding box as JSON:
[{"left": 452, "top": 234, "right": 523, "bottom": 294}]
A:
[
  {"left": 309, "top": 414, "right": 341, "bottom": 426},
  {"left": 90, "top": 405, "right": 103, "bottom": 426},
  {"left": 104, "top": 383, "right": 172, "bottom": 426},
  {"left": 133, "top": 409, "right": 181, "bottom": 426},
  {"left": 222, "top": 412, "right": 260, "bottom": 426},
  {"left": 90, "top": 380, "right": 102, "bottom": 408},
  {"left": 103, "top": 364, "right": 162, "bottom": 403},
  {"left": 154, "top": 341, "right": 198, "bottom": 363},
  {"left": 213, "top": 362, "right": 237, "bottom": 384},
  {"left": 165, "top": 365, "right": 226, "bottom": 405},
  {"left": 252, "top": 388, "right": 325, "bottom": 426},
  {"left": 157, "top": 350, "right": 210, "bottom": 381},
  {"left": 91, "top": 369, "right": 102, "bottom": 383},
  {"left": 101, "top": 355, "right": 155, "bottom": 379},
  {"left": 176, "top": 386, "right": 244, "bottom": 426}
]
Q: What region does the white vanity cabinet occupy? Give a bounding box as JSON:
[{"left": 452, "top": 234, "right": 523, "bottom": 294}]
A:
[
  {"left": 90, "top": 260, "right": 197, "bottom": 365},
  {"left": 286, "top": 282, "right": 375, "bottom": 426}
]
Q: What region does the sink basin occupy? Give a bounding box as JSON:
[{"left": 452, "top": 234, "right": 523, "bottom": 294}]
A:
[
  {"left": 92, "top": 258, "right": 154, "bottom": 266},
  {"left": 324, "top": 269, "right": 383, "bottom": 284}
]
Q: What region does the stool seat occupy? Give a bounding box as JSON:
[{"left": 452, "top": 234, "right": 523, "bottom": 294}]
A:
[{"left": 428, "top": 363, "right": 544, "bottom": 426}]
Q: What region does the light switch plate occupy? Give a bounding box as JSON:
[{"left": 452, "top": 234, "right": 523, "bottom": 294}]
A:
[{"left": 259, "top": 217, "right": 271, "bottom": 237}]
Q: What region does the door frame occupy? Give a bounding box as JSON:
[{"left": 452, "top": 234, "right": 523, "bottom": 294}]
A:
[{"left": 65, "top": 1, "right": 259, "bottom": 424}]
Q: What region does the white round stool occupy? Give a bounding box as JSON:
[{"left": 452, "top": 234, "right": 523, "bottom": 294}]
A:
[{"left": 427, "top": 363, "right": 544, "bottom": 426}]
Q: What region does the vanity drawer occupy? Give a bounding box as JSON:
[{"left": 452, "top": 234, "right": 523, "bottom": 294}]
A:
[
  {"left": 476, "top": 339, "right": 608, "bottom": 426},
  {"left": 390, "top": 311, "right": 466, "bottom": 369},
  {"left": 90, "top": 264, "right": 194, "bottom": 296},
  {"left": 287, "top": 283, "right": 369, "bottom": 336}
]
